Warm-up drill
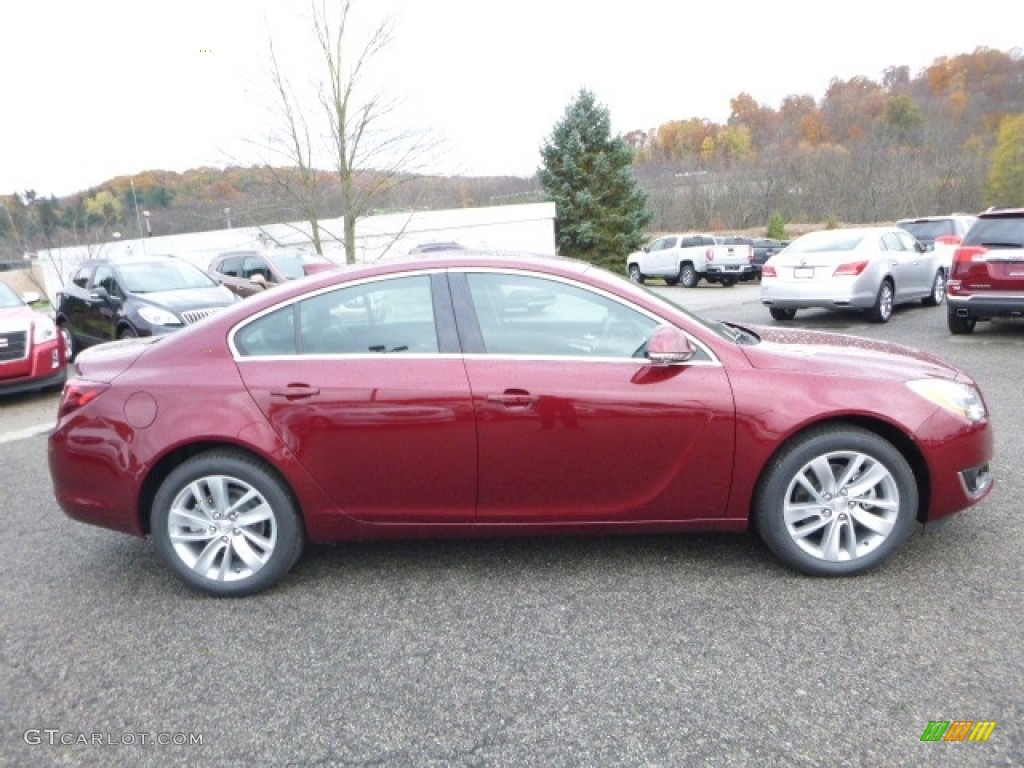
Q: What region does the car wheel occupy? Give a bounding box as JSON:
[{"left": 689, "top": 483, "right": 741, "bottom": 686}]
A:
[
  {"left": 865, "top": 279, "right": 894, "bottom": 323},
  {"left": 118, "top": 326, "right": 138, "bottom": 339},
  {"left": 922, "top": 270, "right": 945, "bottom": 307},
  {"left": 151, "top": 451, "right": 306, "bottom": 596},
  {"left": 754, "top": 425, "right": 917, "bottom": 576},
  {"left": 947, "top": 308, "right": 976, "bottom": 335},
  {"left": 664, "top": 277, "right": 679, "bottom": 286},
  {"left": 769, "top": 307, "right": 797, "bottom": 321},
  {"left": 679, "top": 264, "right": 699, "bottom": 288},
  {"left": 627, "top": 264, "right": 645, "bottom": 284}
]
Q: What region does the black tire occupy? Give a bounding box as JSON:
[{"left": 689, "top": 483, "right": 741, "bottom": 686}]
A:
[
  {"left": 922, "top": 270, "right": 945, "bottom": 307},
  {"left": 754, "top": 425, "right": 917, "bottom": 576},
  {"left": 664, "top": 277, "right": 679, "bottom": 286},
  {"left": 769, "top": 307, "right": 797, "bottom": 321},
  {"left": 865, "top": 279, "right": 894, "bottom": 323},
  {"left": 627, "top": 264, "right": 645, "bottom": 284},
  {"left": 151, "top": 451, "right": 305, "bottom": 596},
  {"left": 679, "top": 263, "right": 699, "bottom": 288},
  {"left": 118, "top": 325, "right": 138, "bottom": 339},
  {"left": 947, "top": 308, "right": 976, "bottom": 335}
]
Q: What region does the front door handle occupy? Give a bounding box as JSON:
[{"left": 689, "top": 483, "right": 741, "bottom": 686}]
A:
[
  {"left": 270, "top": 384, "right": 320, "bottom": 400},
  {"left": 487, "top": 389, "right": 538, "bottom": 409}
]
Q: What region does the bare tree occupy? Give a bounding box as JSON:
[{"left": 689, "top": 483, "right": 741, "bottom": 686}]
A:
[{"left": 264, "top": 0, "right": 440, "bottom": 263}]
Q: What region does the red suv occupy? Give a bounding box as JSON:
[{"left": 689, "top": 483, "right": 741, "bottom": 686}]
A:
[{"left": 946, "top": 208, "right": 1024, "bottom": 334}]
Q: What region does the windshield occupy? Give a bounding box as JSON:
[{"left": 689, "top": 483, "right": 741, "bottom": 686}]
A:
[
  {"left": 119, "top": 261, "right": 218, "bottom": 293},
  {"left": 785, "top": 231, "right": 866, "bottom": 254},
  {"left": 266, "top": 251, "right": 331, "bottom": 280},
  {"left": 0, "top": 282, "right": 24, "bottom": 308}
]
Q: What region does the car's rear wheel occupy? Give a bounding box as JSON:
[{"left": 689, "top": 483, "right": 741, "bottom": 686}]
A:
[
  {"left": 865, "top": 279, "right": 894, "bottom": 323},
  {"left": 679, "top": 263, "right": 699, "bottom": 288},
  {"left": 754, "top": 426, "right": 917, "bottom": 576},
  {"left": 769, "top": 307, "right": 797, "bottom": 321},
  {"left": 947, "top": 308, "right": 976, "bottom": 335},
  {"left": 151, "top": 452, "right": 305, "bottom": 597},
  {"left": 627, "top": 264, "right": 645, "bottom": 284},
  {"left": 922, "top": 270, "right": 945, "bottom": 307}
]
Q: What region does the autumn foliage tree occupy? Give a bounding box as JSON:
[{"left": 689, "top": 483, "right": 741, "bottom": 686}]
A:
[{"left": 539, "top": 89, "right": 652, "bottom": 271}]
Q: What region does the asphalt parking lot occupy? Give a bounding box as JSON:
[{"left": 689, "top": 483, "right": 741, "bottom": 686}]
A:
[{"left": 2, "top": 281, "right": 1022, "bottom": 767}]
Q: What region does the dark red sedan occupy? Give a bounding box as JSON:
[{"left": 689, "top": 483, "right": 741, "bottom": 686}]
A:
[{"left": 48, "top": 253, "right": 995, "bottom": 595}]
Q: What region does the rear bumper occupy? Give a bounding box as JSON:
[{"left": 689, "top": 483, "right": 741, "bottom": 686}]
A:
[{"left": 947, "top": 293, "right": 1024, "bottom": 320}]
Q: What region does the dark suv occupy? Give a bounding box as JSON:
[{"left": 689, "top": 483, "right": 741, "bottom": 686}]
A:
[
  {"left": 946, "top": 208, "right": 1024, "bottom": 334},
  {"left": 56, "top": 256, "right": 237, "bottom": 358}
]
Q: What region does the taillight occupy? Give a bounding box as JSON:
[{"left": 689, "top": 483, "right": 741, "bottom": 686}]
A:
[
  {"left": 762, "top": 265, "right": 776, "bottom": 278},
  {"left": 950, "top": 245, "right": 988, "bottom": 279},
  {"left": 935, "top": 235, "right": 961, "bottom": 246},
  {"left": 706, "top": 248, "right": 714, "bottom": 262},
  {"left": 57, "top": 380, "right": 110, "bottom": 419},
  {"left": 833, "top": 260, "right": 869, "bottom": 276}
]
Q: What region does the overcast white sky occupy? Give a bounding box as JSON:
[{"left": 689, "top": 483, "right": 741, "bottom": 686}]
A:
[{"left": 2, "top": 0, "right": 1020, "bottom": 198}]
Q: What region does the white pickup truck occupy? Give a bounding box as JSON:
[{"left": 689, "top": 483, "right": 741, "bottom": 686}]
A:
[{"left": 626, "top": 233, "right": 756, "bottom": 287}]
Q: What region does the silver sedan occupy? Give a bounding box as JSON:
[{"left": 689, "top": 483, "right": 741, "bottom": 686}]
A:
[{"left": 759, "top": 226, "right": 945, "bottom": 323}]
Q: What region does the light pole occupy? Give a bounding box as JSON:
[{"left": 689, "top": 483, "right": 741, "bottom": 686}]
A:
[
  {"left": 143, "top": 210, "right": 152, "bottom": 236},
  {"left": 224, "top": 207, "right": 232, "bottom": 229},
  {"left": 130, "top": 177, "right": 144, "bottom": 239}
]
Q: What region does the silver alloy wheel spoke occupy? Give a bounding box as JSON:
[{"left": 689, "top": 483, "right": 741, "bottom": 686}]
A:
[
  {"left": 783, "top": 449, "right": 900, "bottom": 563},
  {"left": 167, "top": 474, "right": 278, "bottom": 583}
]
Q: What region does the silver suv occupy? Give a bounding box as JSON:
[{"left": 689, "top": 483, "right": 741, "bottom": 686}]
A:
[{"left": 896, "top": 214, "right": 976, "bottom": 274}]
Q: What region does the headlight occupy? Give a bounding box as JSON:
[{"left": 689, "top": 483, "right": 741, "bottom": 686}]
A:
[
  {"left": 32, "top": 315, "right": 57, "bottom": 344},
  {"left": 138, "top": 306, "right": 182, "bottom": 326},
  {"left": 907, "top": 379, "right": 987, "bottom": 423}
]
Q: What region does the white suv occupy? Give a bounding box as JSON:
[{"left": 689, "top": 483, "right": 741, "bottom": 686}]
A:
[{"left": 896, "top": 214, "right": 977, "bottom": 274}]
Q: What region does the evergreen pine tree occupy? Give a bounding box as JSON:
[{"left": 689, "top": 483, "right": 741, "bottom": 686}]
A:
[{"left": 538, "top": 89, "right": 652, "bottom": 271}]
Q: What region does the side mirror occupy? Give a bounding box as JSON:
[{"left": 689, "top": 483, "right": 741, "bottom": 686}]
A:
[
  {"left": 646, "top": 324, "right": 696, "bottom": 365},
  {"left": 22, "top": 291, "right": 41, "bottom": 305},
  {"left": 250, "top": 274, "right": 269, "bottom": 288}
]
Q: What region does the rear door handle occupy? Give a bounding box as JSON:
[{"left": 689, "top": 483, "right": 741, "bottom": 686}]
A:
[{"left": 270, "top": 384, "right": 320, "bottom": 400}]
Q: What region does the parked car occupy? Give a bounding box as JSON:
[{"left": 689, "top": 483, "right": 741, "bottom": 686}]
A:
[
  {"left": 409, "top": 241, "right": 465, "bottom": 255},
  {"left": 896, "top": 213, "right": 977, "bottom": 274},
  {"left": 0, "top": 281, "right": 66, "bottom": 395},
  {"left": 760, "top": 226, "right": 945, "bottom": 323},
  {"left": 209, "top": 248, "right": 336, "bottom": 298},
  {"left": 55, "top": 255, "right": 238, "bottom": 359},
  {"left": 720, "top": 235, "right": 785, "bottom": 279},
  {"left": 626, "top": 233, "right": 756, "bottom": 287},
  {"left": 946, "top": 207, "right": 1024, "bottom": 334},
  {"left": 49, "top": 251, "right": 994, "bottom": 596}
]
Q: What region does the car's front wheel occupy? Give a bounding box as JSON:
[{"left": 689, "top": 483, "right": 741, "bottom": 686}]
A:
[
  {"left": 769, "top": 307, "right": 797, "bottom": 321},
  {"left": 754, "top": 426, "right": 917, "bottom": 576},
  {"left": 627, "top": 264, "right": 645, "bottom": 284},
  {"left": 58, "top": 321, "right": 76, "bottom": 362},
  {"left": 151, "top": 451, "right": 305, "bottom": 596},
  {"left": 947, "top": 308, "right": 976, "bottom": 335}
]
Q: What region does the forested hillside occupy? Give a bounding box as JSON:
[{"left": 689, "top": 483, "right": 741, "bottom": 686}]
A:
[{"left": 2, "top": 46, "right": 1022, "bottom": 259}]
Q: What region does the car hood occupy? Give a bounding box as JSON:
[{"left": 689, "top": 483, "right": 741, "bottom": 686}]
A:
[
  {"left": 739, "top": 325, "right": 967, "bottom": 382},
  {"left": 0, "top": 304, "right": 36, "bottom": 326},
  {"left": 134, "top": 286, "right": 236, "bottom": 311}
]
